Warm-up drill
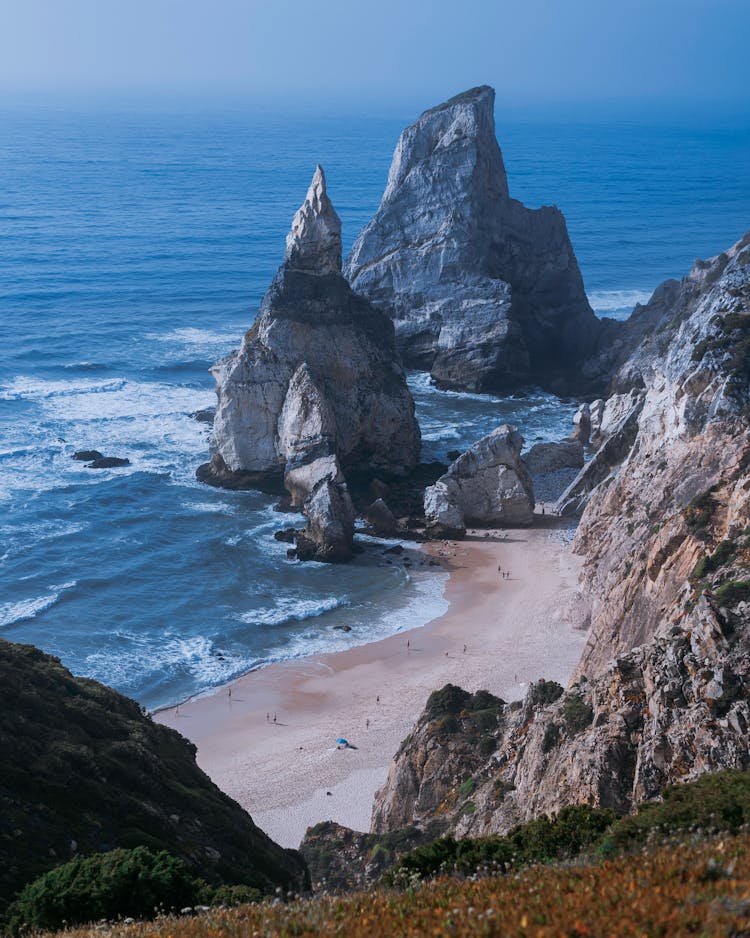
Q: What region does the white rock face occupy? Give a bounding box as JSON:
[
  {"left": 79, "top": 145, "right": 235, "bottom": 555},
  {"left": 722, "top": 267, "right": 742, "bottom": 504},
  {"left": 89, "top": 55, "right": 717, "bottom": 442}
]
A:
[
  {"left": 346, "top": 86, "right": 602, "bottom": 393},
  {"left": 424, "top": 425, "right": 535, "bottom": 535},
  {"left": 203, "top": 166, "right": 421, "bottom": 560}
]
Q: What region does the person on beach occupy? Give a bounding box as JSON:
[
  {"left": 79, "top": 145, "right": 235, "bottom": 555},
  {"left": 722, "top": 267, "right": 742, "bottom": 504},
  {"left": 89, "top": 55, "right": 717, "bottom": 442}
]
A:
[
  {"left": 266, "top": 712, "right": 270, "bottom": 723},
  {"left": 273, "top": 713, "right": 277, "bottom": 724}
]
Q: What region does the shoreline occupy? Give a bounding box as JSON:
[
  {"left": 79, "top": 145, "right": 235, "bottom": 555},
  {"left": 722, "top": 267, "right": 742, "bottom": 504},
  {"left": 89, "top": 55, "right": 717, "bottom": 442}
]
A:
[{"left": 155, "top": 512, "right": 587, "bottom": 849}]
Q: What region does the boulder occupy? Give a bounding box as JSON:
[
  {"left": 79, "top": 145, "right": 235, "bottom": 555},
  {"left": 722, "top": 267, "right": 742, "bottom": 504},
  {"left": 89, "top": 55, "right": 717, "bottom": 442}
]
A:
[
  {"left": 523, "top": 440, "right": 584, "bottom": 475},
  {"left": 424, "top": 425, "right": 534, "bottom": 534},
  {"left": 86, "top": 456, "right": 131, "bottom": 469},
  {"left": 366, "top": 498, "right": 398, "bottom": 536},
  {"left": 72, "top": 450, "right": 103, "bottom": 461},
  {"left": 346, "top": 86, "right": 603, "bottom": 394}
]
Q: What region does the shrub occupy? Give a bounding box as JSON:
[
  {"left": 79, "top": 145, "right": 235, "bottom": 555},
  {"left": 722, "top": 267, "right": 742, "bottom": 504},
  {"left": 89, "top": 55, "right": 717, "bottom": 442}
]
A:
[
  {"left": 562, "top": 694, "right": 594, "bottom": 734},
  {"left": 529, "top": 680, "right": 564, "bottom": 707},
  {"left": 4, "top": 847, "right": 204, "bottom": 934},
  {"left": 692, "top": 539, "right": 736, "bottom": 580},
  {"left": 542, "top": 722, "right": 560, "bottom": 753},
  {"left": 715, "top": 580, "right": 750, "bottom": 607},
  {"left": 425, "top": 684, "right": 471, "bottom": 720},
  {"left": 601, "top": 769, "right": 750, "bottom": 855},
  {"left": 384, "top": 805, "right": 616, "bottom": 885},
  {"left": 479, "top": 735, "right": 497, "bottom": 756}
]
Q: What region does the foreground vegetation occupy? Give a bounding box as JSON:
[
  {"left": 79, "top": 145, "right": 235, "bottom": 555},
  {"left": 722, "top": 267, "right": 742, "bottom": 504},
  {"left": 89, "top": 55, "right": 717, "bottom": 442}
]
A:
[
  {"left": 43, "top": 831, "right": 750, "bottom": 938},
  {"left": 8, "top": 769, "right": 750, "bottom": 937}
]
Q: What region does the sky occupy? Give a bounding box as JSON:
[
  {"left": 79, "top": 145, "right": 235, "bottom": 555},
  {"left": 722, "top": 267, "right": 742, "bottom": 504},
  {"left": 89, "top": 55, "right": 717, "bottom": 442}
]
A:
[{"left": 0, "top": 0, "right": 749, "bottom": 113}]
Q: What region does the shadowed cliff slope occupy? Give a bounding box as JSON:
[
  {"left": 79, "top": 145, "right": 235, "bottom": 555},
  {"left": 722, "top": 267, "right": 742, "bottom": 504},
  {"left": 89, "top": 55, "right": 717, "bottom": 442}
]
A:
[{"left": 0, "top": 641, "right": 308, "bottom": 914}]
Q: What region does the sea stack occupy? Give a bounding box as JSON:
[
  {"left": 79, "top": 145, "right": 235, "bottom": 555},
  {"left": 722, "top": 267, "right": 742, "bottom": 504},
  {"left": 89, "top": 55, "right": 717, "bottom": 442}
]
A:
[
  {"left": 201, "top": 166, "right": 421, "bottom": 560},
  {"left": 345, "top": 86, "right": 603, "bottom": 394}
]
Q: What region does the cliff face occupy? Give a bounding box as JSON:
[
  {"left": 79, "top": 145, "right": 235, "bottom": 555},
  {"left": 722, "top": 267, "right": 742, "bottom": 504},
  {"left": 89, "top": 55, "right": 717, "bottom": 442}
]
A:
[
  {"left": 345, "top": 86, "right": 604, "bottom": 393},
  {"left": 200, "top": 166, "right": 420, "bottom": 560},
  {"left": 0, "top": 641, "right": 308, "bottom": 913},
  {"left": 369, "top": 231, "right": 750, "bottom": 837},
  {"left": 206, "top": 166, "right": 420, "bottom": 481}
]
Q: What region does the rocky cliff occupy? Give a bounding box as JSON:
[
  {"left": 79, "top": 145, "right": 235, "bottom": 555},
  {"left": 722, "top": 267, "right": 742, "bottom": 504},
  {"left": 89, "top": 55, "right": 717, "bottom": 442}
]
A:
[
  {"left": 0, "top": 641, "right": 308, "bottom": 914},
  {"left": 199, "top": 166, "right": 420, "bottom": 559},
  {"left": 368, "top": 230, "right": 750, "bottom": 838},
  {"left": 345, "top": 86, "right": 605, "bottom": 393}
]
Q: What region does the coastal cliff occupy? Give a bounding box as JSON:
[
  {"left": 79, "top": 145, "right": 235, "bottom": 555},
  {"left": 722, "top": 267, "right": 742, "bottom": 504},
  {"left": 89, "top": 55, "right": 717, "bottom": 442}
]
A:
[
  {"left": 199, "top": 166, "right": 420, "bottom": 559},
  {"left": 351, "top": 231, "right": 750, "bottom": 840},
  {"left": 0, "top": 641, "right": 308, "bottom": 915},
  {"left": 345, "top": 86, "right": 605, "bottom": 393}
]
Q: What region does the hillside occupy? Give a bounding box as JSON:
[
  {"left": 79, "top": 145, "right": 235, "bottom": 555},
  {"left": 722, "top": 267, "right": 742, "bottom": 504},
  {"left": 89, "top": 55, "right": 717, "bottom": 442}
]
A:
[{"left": 0, "top": 641, "right": 308, "bottom": 915}]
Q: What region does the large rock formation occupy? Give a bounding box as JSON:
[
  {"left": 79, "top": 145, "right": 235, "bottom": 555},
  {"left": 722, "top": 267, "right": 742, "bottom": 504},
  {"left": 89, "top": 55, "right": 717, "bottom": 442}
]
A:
[
  {"left": 423, "top": 425, "right": 534, "bottom": 536},
  {"left": 200, "top": 166, "right": 420, "bottom": 559},
  {"left": 369, "top": 231, "right": 750, "bottom": 838},
  {"left": 0, "top": 641, "right": 308, "bottom": 914},
  {"left": 345, "top": 86, "right": 605, "bottom": 393}
]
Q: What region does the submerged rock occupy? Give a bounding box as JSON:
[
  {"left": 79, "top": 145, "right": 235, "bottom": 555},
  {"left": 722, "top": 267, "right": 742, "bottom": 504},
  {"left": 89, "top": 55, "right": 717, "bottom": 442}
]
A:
[
  {"left": 86, "top": 456, "right": 131, "bottom": 469},
  {"left": 201, "top": 166, "right": 420, "bottom": 561},
  {"left": 346, "top": 86, "right": 604, "bottom": 394},
  {"left": 424, "top": 425, "right": 534, "bottom": 535}
]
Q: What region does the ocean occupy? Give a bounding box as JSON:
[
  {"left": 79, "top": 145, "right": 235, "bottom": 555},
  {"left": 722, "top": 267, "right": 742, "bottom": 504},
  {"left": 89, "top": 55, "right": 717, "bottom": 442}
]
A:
[{"left": 2, "top": 102, "right": 749, "bottom": 710}]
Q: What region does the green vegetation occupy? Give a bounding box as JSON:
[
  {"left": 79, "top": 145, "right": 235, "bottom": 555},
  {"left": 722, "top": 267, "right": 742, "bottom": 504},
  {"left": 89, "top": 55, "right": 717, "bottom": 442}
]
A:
[
  {"left": 683, "top": 485, "right": 720, "bottom": 540},
  {"left": 528, "top": 679, "right": 564, "bottom": 707},
  {"left": 600, "top": 769, "right": 750, "bottom": 855},
  {"left": 48, "top": 833, "right": 750, "bottom": 938},
  {"left": 0, "top": 641, "right": 307, "bottom": 919},
  {"left": 715, "top": 579, "right": 750, "bottom": 607},
  {"left": 383, "top": 805, "right": 616, "bottom": 885},
  {"left": 692, "top": 538, "right": 737, "bottom": 580},
  {"left": 541, "top": 721, "right": 560, "bottom": 753},
  {"left": 385, "top": 769, "right": 750, "bottom": 888},
  {"left": 561, "top": 693, "right": 594, "bottom": 734}
]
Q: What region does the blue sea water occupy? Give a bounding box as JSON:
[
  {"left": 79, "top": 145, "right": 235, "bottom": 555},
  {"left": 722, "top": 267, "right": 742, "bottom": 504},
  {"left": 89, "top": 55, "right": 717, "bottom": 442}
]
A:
[{"left": 1, "top": 102, "right": 749, "bottom": 709}]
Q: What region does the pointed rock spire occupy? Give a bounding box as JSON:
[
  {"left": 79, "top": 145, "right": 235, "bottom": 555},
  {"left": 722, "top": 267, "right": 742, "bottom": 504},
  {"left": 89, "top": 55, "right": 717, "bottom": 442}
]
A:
[{"left": 284, "top": 165, "right": 342, "bottom": 275}]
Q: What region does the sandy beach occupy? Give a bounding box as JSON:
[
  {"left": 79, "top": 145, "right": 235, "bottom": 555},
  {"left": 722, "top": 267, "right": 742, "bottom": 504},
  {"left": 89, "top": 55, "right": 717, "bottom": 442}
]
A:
[{"left": 155, "top": 513, "right": 587, "bottom": 849}]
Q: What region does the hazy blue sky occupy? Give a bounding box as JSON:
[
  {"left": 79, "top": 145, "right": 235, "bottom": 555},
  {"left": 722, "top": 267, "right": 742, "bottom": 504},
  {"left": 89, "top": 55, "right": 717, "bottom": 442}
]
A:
[{"left": 1, "top": 0, "right": 749, "bottom": 112}]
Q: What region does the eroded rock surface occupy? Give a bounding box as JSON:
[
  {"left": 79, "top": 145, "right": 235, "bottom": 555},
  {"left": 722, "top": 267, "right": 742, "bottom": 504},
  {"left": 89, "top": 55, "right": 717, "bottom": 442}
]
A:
[
  {"left": 346, "top": 86, "right": 604, "bottom": 393},
  {"left": 200, "top": 166, "right": 420, "bottom": 560},
  {"left": 423, "top": 425, "right": 534, "bottom": 536},
  {"left": 370, "top": 231, "right": 750, "bottom": 839}
]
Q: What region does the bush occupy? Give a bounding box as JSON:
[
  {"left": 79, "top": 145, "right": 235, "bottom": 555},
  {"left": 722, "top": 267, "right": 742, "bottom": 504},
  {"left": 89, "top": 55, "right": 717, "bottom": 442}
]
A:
[
  {"left": 384, "top": 805, "right": 616, "bottom": 885},
  {"left": 4, "top": 847, "right": 204, "bottom": 934},
  {"left": 692, "top": 539, "right": 736, "bottom": 580},
  {"left": 715, "top": 580, "right": 750, "bottom": 607},
  {"left": 424, "top": 684, "right": 471, "bottom": 720},
  {"left": 529, "top": 680, "right": 564, "bottom": 707},
  {"left": 601, "top": 769, "right": 750, "bottom": 855},
  {"left": 562, "top": 694, "right": 594, "bottom": 734},
  {"left": 542, "top": 722, "right": 560, "bottom": 753}
]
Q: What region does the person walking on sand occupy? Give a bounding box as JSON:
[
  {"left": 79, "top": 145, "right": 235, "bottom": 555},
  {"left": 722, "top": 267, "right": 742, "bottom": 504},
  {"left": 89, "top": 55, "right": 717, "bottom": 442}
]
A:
[
  {"left": 266, "top": 712, "right": 270, "bottom": 723},
  {"left": 273, "top": 713, "right": 277, "bottom": 724},
  {"left": 463, "top": 643, "right": 467, "bottom": 653}
]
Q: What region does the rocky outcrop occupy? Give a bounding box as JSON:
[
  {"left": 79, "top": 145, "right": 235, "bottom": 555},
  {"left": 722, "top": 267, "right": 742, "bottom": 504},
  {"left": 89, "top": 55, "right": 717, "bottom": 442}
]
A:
[
  {"left": 200, "top": 166, "right": 420, "bottom": 560},
  {"left": 345, "top": 86, "right": 605, "bottom": 394},
  {"left": 423, "top": 425, "right": 534, "bottom": 536},
  {"left": 523, "top": 440, "right": 584, "bottom": 475},
  {"left": 369, "top": 231, "right": 750, "bottom": 840},
  {"left": 0, "top": 641, "right": 308, "bottom": 914}
]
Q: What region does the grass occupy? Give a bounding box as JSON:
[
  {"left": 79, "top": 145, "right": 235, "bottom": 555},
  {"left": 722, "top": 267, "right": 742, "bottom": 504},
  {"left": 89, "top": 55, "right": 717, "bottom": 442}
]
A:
[{"left": 44, "top": 831, "right": 750, "bottom": 938}]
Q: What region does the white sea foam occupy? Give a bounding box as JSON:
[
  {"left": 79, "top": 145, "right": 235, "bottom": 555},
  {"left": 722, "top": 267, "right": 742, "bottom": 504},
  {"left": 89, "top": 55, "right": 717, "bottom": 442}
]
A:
[
  {"left": 0, "top": 581, "right": 77, "bottom": 628},
  {"left": 589, "top": 289, "right": 654, "bottom": 319},
  {"left": 237, "top": 595, "right": 348, "bottom": 628},
  {"left": 1, "top": 374, "right": 214, "bottom": 495},
  {"left": 146, "top": 327, "right": 241, "bottom": 360}
]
